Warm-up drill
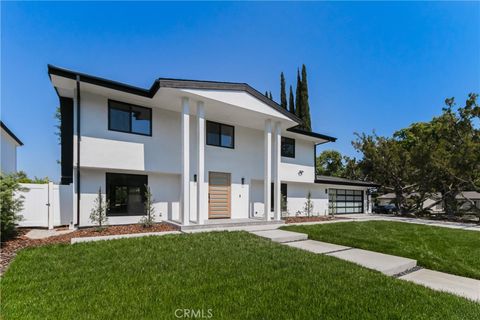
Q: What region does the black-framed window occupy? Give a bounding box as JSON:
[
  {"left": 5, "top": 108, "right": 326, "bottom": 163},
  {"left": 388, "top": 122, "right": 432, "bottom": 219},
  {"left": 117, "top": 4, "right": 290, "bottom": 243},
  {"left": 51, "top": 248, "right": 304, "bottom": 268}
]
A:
[
  {"left": 108, "top": 100, "right": 152, "bottom": 136},
  {"left": 281, "top": 137, "right": 295, "bottom": 158},
  {"left": 206, "top": 121, "right": 234, "bottom": 148},
  {"left": 106, "top": 173, "right": 148, "bottom": 216}
]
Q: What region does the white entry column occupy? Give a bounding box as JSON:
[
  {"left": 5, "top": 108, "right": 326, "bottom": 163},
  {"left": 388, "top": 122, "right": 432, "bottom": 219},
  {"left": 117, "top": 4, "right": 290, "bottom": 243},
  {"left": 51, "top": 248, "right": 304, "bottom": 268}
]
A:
[
  {"left": 273, "top": 122, "right": 281, "bottom": 221},
  {"left": 264, "top": 119, "right": 272, "bottom": 221},
  {"left": 196, "top": 101, "right": 206, "bottom": 224},
  {"left": 181, "top": 97, "right": 190, "bottom": 226}
]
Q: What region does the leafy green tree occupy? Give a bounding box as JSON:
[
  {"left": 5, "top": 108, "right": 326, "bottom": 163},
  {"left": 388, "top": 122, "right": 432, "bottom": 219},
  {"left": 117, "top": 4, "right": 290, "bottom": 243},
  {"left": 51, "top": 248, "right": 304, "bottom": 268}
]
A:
[
  {"left": 353, "top": 133, "right": 413, "bottom": 213},
  {"left": 316, "top": 150, "right": 344, "bottom": 177},
  {"left": 139, "top": 185, "right": 156, "bottom": 227},
  {"left": 300, "top": 64, "right": 312, "bottom": 131},
  {"left": 15, "top": 171, "right": 49, "bottom": 184},
  {"left": 280, "top": 72, "right": 287, "bottom": 109},
  {"left": 90, "top": 187, "right": 108, "bottom": 229},
  {"left": 289, "top": 85, "right": 295, "bottom": 114},
  {"left": 1, "top": 173, "right": 25, "bottom": 241}
]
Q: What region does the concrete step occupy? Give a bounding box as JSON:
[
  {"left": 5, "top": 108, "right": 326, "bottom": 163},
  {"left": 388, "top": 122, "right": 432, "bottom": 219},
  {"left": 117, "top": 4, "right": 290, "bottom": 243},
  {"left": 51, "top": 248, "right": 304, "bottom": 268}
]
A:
[
  {"left": 173, "top": 220, "right": 284, "bottom": 232},
  {"left": 399, "top": 268, "right": 480, "bottom": 302},
  {"left": 327, "top": 248, "right": 417, "bottom": 276},
  {"left": 285, "top": 240, "right": 350, "bottom": 254},
  {"left": 251, "top": 229, "right": 308, "bottom": 243}
]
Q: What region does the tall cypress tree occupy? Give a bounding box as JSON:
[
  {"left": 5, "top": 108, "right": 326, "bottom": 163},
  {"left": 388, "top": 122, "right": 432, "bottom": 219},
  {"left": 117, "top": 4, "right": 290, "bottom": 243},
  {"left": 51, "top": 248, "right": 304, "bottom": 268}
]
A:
[
  {"left": 295, "top": 69, "right": 303, "bottom": 121},
  {"left": 301, "top": 64, "right": 312, "bottom": 131},
  {"left": 265, "top": 91, "right": 268, "bottom": 97},
  {"left": 288, "top": 85, "right": 295, "bottom": 114},
  {"left": 280, "top": 72, "right": 287, "bottom": 109},
  {"left": 268, "top": 91, "right": 273, "bottom": 100}
]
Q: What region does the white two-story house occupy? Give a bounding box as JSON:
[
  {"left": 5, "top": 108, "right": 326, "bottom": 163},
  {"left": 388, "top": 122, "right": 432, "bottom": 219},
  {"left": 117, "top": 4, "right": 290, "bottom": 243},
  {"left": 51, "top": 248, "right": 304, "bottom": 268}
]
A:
[{"left": 48, "top": 65, "right": 378, "bottom": 228}]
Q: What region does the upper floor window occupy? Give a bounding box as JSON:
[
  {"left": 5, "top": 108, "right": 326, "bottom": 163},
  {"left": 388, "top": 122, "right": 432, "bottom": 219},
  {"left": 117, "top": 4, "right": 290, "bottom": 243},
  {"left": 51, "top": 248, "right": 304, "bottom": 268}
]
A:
[
  {"left": 281, "top": 137, "right": 295, "bottom": 158},
  {"left": 206, "top": 121, "right": 234, "bottom": 148},
  {"left": 108, "top": 100, "right": 152, "bottom": 136}
]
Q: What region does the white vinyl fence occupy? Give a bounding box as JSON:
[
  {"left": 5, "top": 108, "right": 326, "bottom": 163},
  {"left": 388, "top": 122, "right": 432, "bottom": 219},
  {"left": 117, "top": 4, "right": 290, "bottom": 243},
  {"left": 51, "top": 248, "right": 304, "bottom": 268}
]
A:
[{"left": 17, "top": 183, "right": 73, "bottom": 229}]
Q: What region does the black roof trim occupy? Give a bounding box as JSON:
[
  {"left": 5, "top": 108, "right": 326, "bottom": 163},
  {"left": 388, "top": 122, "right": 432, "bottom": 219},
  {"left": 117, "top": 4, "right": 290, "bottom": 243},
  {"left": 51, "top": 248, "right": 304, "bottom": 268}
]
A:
[
  {"left": 47, "top": 65, "right": 302, "bottom": 123},
  {"left": 1, "top": 121, "right": 23, "bottom": 146},
  {"left": 287, "top": 126, "right": 337, "bottom": 142},
  {"left": 315, "top": 175, "right": 380, "bottom": 187}
]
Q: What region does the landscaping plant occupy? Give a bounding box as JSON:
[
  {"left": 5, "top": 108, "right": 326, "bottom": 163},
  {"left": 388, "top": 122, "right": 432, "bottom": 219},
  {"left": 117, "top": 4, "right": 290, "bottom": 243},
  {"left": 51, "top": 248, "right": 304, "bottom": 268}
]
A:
[
  {"left": 0, "top": 173, "right": 25, "bottom": 242},
  {"left": 89, "top": 187, "right": 108, "bottom": 230},
  {"left": 139, "top": 185, "right": 155, "bottom": 227},
  {"left": 304, "top": 191, "right": 314, "bottom": 217}
]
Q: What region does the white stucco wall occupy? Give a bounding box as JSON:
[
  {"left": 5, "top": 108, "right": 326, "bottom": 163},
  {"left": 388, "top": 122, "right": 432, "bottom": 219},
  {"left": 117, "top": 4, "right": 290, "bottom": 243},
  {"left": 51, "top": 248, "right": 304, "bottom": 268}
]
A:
[{"left": 1, "top": 130, "right": 18, "bottom": 174}]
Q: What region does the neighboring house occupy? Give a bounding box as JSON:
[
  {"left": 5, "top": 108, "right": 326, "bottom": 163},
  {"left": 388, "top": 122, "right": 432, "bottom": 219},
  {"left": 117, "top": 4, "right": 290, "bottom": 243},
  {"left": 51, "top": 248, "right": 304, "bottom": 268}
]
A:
[
  {"left": 48, "top": 65, "right": 378, "bottom": 227},
  {"left": 1, "top": 121, "right": 23, "bottom": 174},
  {"left": 377, "top": 192, "right": 480, "bottom": 212}
]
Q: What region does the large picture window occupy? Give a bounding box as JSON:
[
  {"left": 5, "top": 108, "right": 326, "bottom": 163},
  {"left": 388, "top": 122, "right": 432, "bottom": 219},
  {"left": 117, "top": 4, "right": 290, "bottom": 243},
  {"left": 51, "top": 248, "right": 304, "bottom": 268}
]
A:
[
  {"left": 329, "top": 189, "right": 364, "bottom": 214},
  {"left": 106, "top": 173, "right": 148, "bottom": 216},
  {"left": 108, "top": 100, "right": 152, "bottom": 136},
  {"left": 281, "top": 137, "right": 295, "bottom": 158},
  {"left": 206, "top": 121, "right": 234, "bottom": 148}
]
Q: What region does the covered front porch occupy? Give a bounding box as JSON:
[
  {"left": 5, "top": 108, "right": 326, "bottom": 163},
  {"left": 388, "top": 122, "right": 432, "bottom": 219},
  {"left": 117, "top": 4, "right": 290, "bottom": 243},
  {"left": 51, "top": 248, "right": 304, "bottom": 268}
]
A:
[{"left": 163, "top": 87, "right": 299, "bottom": 227}]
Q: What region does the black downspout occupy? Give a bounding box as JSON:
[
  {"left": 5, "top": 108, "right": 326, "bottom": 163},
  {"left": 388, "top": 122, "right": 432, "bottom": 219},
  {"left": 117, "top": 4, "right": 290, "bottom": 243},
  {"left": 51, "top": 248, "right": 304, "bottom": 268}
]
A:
[{"left": 76, "top": 76, "right": 81, "bottom": 227}]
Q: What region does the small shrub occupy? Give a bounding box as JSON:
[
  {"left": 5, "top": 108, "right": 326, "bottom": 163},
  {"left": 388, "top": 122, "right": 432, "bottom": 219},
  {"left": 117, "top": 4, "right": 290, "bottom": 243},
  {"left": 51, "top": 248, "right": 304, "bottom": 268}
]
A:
[
  {"left": 304, "top": 191, "right": 314, "bottom": 217},
  {"left": 139, "top": 185, "right": 155, "bottom": 228},
  {"left": 89, "top": 187, "right": 108, "bottom": 230},
  {"left": 0, "top": 173, "right": 26, "bottom": 241}
]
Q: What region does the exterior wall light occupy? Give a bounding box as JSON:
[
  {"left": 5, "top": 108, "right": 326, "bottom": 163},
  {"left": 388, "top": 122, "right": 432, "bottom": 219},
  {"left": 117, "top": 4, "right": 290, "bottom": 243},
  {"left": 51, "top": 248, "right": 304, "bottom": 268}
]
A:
[
  {"left": 298, "top": 170, "right": 304, "bottom": 176},
  {"left": 241, "top": 177, "right": 245, "bottom": 185},
  {"left": 194, "top": 174, "right": 197, "bottom": 182}
]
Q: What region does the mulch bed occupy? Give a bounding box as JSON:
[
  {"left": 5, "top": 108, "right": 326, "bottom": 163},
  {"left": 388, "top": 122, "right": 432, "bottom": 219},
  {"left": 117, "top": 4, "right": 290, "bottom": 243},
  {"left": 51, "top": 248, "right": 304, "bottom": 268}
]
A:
[
  {"left": 0, "top": 223, "right": 178, "bottom": 275},
  {"left": 284, "top": 216, "right": 347, "bottom": 224}
]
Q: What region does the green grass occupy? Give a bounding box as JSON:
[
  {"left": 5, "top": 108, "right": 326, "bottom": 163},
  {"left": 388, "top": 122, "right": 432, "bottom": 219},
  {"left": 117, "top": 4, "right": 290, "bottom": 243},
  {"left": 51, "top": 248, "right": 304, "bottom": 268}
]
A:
[
  {"left": 282, "top": 221, "right": 480, "bottom": 279},
  {"left": 2, "top": 232, "right": 479, "bottom": 320}
]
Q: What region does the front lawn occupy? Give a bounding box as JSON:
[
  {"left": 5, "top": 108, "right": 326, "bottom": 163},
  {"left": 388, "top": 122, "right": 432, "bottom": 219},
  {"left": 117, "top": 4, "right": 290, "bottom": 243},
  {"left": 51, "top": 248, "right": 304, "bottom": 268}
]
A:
[
  {"left": 282, "top": 221, "right": 480, "bottom": 279},
  {"left": 2, "top": 232, "right": 479, "bottom": 319}
]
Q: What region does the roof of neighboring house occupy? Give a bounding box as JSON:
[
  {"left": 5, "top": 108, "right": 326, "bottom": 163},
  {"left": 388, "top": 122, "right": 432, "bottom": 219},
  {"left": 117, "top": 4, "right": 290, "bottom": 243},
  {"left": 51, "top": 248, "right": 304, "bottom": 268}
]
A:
[
  {"left": 47, "top": 65, "right": 337, "bottom": 143},
  {"left": 315, "top": 175, "right": 380, "bottom": 187},
  {"left": 378, "top": 192, "right": 480, "bottom": 200},
  {"left": 0, "top": 121, "right": 23, "bottom": 146}
]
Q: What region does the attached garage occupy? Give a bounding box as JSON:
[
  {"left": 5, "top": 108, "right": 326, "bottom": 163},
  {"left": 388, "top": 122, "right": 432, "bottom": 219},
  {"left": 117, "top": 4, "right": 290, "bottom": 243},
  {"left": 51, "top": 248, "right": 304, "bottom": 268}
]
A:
[
  {"left": 328, "top": 189, "right": 364, "bottom": 214},
  {"left": 315, "top": 175, "right": 380, "bottom": 215}
]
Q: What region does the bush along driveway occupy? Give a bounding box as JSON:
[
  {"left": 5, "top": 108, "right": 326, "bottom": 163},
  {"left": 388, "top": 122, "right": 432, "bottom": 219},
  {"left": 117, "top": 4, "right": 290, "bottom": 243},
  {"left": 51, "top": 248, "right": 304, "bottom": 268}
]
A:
[
  {"left": 2, "top": 231, "right": 480, "bottom": 319},
  {"left": 282, "top": 220, "right": 480, "bottom": 280}
]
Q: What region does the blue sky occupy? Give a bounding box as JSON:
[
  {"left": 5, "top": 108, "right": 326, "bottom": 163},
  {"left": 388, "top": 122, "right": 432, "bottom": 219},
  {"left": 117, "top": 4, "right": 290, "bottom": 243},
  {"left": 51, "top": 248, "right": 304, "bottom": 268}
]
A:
[{"left": 2, "top": 2, "right": 479, "bottom": 182}]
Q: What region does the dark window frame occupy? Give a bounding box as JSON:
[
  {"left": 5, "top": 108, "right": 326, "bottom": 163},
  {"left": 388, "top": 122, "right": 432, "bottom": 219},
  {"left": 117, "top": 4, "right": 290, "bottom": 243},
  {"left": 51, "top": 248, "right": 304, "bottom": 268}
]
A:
[
  {"left": 108, "top": 99, "right": 152, "bottom": 136},
  {"left": 281, "top": 137, "right": 295, "bottom": 158},
  {"left": 206, "top": 120, "right": 235, "bottom": 149},
  {"left": 106, "top": 173, "right": 148, "bottom": 216}
]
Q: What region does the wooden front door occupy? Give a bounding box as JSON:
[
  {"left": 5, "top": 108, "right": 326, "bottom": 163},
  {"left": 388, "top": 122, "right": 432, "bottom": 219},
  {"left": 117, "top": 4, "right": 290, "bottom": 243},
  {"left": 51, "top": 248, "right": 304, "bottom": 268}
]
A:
[{"left": 208, "top": 172, "right": 231, "bottom": 219}]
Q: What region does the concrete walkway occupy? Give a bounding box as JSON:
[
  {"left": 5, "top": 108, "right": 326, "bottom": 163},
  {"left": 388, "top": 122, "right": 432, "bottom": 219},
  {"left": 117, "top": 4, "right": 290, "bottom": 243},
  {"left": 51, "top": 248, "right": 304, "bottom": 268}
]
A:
[{"left": 250, "top": 229, "right": 480, "bottom": 302}]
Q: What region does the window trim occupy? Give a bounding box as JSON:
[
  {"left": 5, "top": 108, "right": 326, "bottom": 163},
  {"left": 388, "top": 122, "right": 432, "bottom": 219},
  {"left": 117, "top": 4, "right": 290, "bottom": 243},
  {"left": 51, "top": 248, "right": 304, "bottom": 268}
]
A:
[
  {"left": 281, "top": 136, "right": 295, "bottom": 158},
  {"left": 106, "top": 172, "right": 148, "bottom": 217},
  {"left": 206, "top": 120, "right": 235, "bottom": 149},
  {"left": 108, "top": 99, "right": 152, "bottom": 136}
]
